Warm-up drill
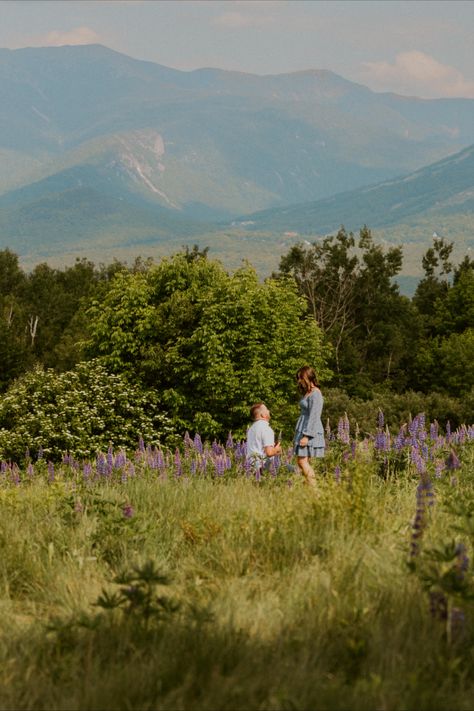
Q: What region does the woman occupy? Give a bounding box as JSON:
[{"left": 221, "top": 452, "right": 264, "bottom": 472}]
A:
[{"left": 294, "top": 365, "right": 325, "bottom": 486}]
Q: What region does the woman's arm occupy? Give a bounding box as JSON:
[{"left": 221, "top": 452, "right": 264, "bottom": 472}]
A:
[{"left": 303, "top": 390, "right": 323, "bottom": 438}]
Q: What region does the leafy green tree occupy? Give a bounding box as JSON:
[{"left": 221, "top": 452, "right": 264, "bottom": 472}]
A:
[
  {"left": 277, "top": 226, "right": 417, "bottom": 393},
  {"left": 85, "top": 252, "right": 330, "bottom": 437},
  {"left": 412, "top": 237, "right": 454, "bottom": 334}
]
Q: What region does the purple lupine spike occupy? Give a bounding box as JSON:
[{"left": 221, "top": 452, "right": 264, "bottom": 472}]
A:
[
  {"left": 96, "top": 453, "right": 107, "bottom": 477},
  {"left": 114, "top": 449, "right": 127, "bottom": 469},
  {"left": 83, "top": 463, "right": 92, "bottom": 480},
  {"left": 193, "top": 433, "right": 203, "bottom": 454},
  {"left": 0, "top": 461, "right": 7, "bottom": 474},
  {"left": 430, "top": 421, "right": 439, "bottom": 441},
  {"left": 226, "top": 432, "right": 234, "bottom": 450},
  {"left": 190, "top": 460, "right": 197, "bottom": 476},
  {"left": 334, "top": 465, "right": 341, "bottom": 482},
  {"left": 351, "top": 440, "right": 357, "bottom": 459},
  {"left": 337, "top": 416, "right": 350, "bottom": 444},
  {"left": 446, "top": 421, "right": 452, "bottom": 441},
  {"left": 174, "top": 448, "right": 182, "bottom": 477},
  {"left": 127, "top": 462, "right": 135, "bottom": 478},
  {"left": 446, "top": 449, "right": 461, "bottom": 471},
  {"left": 123, "top": 503, "right": 134, "bottom": 519},
  {"left": 214, "top": 455, "right": 225, "bottom": 477},
  {"left": 374, "top": 430, "right": 387, "bottom": 452},
  {"left": 138, "top": 436, "right": 145, "bottom": 453},
  {"left": 434, "top": 460, "right": 445, "bottom": 478}
]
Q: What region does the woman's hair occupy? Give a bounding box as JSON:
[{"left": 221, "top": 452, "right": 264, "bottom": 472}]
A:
[{"left": 296, "top": 365, "right": 319, "bottom": 394}]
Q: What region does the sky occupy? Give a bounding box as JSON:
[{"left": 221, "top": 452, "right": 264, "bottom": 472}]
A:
[{"left": 1, "top": 0, "right": 474, "bottom": 99}]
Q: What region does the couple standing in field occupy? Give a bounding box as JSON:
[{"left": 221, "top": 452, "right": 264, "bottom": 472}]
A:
[{"left": 246, "top": 365, "right": 324, "bottom": 486}]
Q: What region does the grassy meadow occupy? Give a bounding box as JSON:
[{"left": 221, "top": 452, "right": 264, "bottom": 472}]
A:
[{"left": 0, "top": 420, "right": 474, "bottom": 711}]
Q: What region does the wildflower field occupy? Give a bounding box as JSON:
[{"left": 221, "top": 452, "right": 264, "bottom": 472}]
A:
[{"left": 1, "top": 415, "right": 474, "bottom": 711}]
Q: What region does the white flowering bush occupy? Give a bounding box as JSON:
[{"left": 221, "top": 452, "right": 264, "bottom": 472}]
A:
[{"left": 0, "top": 360, "right": 174, "bottom": 461}]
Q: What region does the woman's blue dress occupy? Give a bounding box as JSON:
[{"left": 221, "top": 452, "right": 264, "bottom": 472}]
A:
[{"left": 294, "top": 388, "right": 325, "bottom": 458}]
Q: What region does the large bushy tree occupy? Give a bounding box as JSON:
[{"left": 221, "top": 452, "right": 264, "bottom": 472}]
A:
[
  {"left": 85, "top": 251, "right": 330, "bottom": 437},
  {"left": 277, "top": 227, "right": 419, "bottom": 393}
]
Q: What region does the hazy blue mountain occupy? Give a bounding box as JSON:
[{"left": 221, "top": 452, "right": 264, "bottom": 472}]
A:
[
  {"left": 2, "top": 43, "right": 474, "bottom": 220},
  {"left": 236, "top": 144, "right": 474, "bottom": 236}
]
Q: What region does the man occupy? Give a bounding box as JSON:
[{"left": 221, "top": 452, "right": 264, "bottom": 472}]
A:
[{"left": 246, "top": 402, "right": 282, "bottom": 473}]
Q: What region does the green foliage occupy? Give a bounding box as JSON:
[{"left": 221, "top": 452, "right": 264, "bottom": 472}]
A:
[
  {"left": 0, "top": 360, "right": 173, "bottom": 461},
  {"left": 85, "top": 252, "right": 331, "bottom": 437},
  {"left": 277, "top": 226, "right": 418, "bottom": 392},
  {"left": 323, "top": 387, "right": 474, "bottom": 434}
]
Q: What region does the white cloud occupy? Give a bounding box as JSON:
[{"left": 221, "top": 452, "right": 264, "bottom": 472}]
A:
[
  {"left": 27, "top": 26, "right": 102, "bottom": 47},
  {"left": 360, "top": 50, "right": 474, "bottom": 98},
  {"left": 213, "top": 11, "right": 276, "bottom": 29}
]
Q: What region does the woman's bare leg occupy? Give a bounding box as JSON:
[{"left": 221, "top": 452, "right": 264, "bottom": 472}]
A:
[{"left": 296, "top": 456, "right": 316, "bottom": 487}]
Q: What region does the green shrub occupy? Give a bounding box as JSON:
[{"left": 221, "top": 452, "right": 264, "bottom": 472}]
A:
[
  {"left": 0, "top": 360, "right": 174, "bottom": 462},
  {"left": 323, "top": 387, "right": 474, "bottom": 435}
]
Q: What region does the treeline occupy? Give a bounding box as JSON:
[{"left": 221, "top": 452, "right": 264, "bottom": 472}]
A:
[
  {"left": 278, "top": 226, "right": 474, "bottom": 397},
  {"left": 0, "top": 230, "right": 473, "bottom": 458}
]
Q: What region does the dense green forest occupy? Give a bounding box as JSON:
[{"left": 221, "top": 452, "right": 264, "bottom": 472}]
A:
[{"left": 0, "top": 228, "right": 473, "bottom": 460}]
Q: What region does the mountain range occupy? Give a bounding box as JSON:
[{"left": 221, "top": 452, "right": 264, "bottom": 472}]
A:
[{"left": 0, "top": 43, "right": 473, "bottom": 271}]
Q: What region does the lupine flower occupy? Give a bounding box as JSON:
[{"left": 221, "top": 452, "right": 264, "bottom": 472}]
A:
[
  {"left": 96, "top": 454, "right": 107, "bottom": 477},
  {"left": 337, "top": 414, "right": 350, "bottom": 444},
  {"left": 446, "top": 449, "right": 461, "bottom": 471},
  {"left": 193, "top": 433, "right": 203, "bottom": 454},
  {"left": 334, "top": 465, "right": 341, "bottom": 482},
  {"left": 174, "top": 449, "right": 182, "bottom": 477},
  {"left": 226, "top": 432, "right": 234, "bottom": 449},
  {"left": 138, "top": 437, "right": 145, "bottom": 453},
  {"left": 114, "top": 449, "right": 127, "bottom": 470},
  {"left": 123, "top": 503, "right": 134, "bottom": 518}
]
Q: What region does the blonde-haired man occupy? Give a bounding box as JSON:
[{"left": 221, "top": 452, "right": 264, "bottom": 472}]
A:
[{"left": 246, "top": 402, "right": 281, "bottom": 473}]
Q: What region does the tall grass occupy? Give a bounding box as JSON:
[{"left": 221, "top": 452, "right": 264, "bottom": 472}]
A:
[{"left": 0, "top": 422, "right": 473, "bottom": 710}]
